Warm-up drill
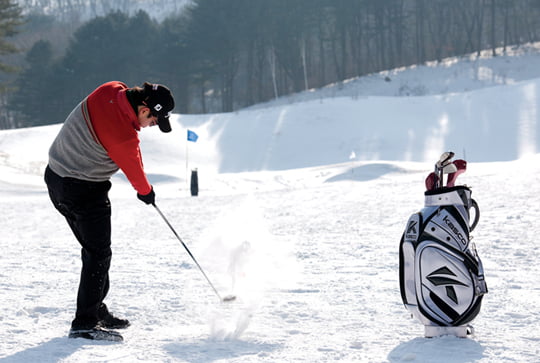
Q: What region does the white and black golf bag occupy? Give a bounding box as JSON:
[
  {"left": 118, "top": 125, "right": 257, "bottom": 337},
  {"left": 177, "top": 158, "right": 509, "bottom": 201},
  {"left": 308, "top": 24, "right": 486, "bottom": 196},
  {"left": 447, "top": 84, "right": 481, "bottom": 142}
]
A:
[{"left": 399, "top": 153, "right": 487, "bottom": 337}]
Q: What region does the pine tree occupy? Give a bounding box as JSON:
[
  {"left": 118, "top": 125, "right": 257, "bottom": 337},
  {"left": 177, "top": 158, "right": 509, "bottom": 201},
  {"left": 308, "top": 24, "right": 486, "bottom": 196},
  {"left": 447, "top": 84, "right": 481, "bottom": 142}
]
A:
[
  {"left": 0, "top": 0, "right": 23, "bottom": 73},
  {"left": 9, "top": 40, "right": 57, "bottom": 127}
]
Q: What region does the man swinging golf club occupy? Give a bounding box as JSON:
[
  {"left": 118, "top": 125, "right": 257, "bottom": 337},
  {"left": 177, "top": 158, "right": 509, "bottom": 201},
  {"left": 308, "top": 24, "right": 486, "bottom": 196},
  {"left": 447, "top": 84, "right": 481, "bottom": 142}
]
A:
[{"left": 44, "top": 81, "right": 174, "bottom": 342}]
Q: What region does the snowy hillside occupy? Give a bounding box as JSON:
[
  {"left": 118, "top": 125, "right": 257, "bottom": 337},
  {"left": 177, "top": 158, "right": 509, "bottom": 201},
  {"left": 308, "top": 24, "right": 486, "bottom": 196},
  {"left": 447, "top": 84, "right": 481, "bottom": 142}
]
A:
[
  {"left": 251, "top": 43, "right": 540, "bottom": 106},
  {"left": 0, "top": 45, "right": 539, "bottom": 362}
]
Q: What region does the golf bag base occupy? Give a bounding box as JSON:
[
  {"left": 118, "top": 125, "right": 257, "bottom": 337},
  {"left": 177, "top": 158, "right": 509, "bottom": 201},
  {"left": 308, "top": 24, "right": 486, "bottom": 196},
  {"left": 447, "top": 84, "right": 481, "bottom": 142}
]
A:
[
  {"left": 424, "top": 324, "right": 473, "bottom": 338},
  {"left": 399, "top": 185, "right": 487, "bottom": 337}
]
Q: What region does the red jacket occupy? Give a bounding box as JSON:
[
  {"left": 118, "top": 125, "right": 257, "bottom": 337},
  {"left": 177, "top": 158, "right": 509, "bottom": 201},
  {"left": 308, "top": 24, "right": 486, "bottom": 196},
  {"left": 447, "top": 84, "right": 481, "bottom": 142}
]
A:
[{"left": 87, "top": 81, "right": 152, "bottom": 195}]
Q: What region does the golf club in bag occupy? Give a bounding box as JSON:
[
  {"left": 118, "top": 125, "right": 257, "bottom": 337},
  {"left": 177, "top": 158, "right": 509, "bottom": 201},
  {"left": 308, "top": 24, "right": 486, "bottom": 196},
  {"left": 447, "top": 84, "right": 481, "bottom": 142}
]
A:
[
  {"left": 399, "top": 152, "right": 487, "bottom": 337},
  {"left": 153, "top": 203, "right": 236, "bottom": 303}
]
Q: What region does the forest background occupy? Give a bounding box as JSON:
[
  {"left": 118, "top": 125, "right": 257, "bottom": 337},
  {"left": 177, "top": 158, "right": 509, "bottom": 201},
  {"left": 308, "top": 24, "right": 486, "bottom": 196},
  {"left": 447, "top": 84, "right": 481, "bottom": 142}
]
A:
[{"left": 2, "top": 0, "right": 540, "bottom": 129}]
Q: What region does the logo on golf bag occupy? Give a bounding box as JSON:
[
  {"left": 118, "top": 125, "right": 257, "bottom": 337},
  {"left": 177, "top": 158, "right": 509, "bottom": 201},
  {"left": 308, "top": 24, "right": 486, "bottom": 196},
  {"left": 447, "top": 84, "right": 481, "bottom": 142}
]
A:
[
  {"left": 442, "top": 215, "right": 468, "bottom": 246},
  {"left": 426, "top": 266, "right": 468, "bottom": 304},
  {"left": 407, "top": 220, "right": 417, "bottom": 234},
  {"left": 415, "top": 242, "right": 481, "bottom": 325},
  {"left": 404, "top": 214, "right": 420, "bottom": 242}
]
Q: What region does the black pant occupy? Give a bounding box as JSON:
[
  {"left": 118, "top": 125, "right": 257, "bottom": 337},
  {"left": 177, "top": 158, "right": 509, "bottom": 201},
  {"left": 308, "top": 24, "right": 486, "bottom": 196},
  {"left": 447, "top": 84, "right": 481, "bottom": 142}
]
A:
[{"left": 44, "top": 166, "right": 113, "bottom": 329}]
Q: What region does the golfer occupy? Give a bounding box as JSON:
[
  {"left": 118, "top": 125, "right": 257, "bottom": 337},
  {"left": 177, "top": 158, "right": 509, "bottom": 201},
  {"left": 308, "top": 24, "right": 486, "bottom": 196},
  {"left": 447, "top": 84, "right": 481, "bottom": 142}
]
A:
[{"left": 44, "top": 81, "right": 174, "bottom": 341}]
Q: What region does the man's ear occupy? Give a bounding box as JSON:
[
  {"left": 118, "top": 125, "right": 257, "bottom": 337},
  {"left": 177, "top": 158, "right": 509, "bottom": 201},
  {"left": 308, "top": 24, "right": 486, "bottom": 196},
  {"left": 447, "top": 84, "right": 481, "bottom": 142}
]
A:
[
  {"left": 145, "top": 109, "right": 154, "bottom": 120},
  {"left": 138, "top": 105, "right": 149, "bottom": 117}
]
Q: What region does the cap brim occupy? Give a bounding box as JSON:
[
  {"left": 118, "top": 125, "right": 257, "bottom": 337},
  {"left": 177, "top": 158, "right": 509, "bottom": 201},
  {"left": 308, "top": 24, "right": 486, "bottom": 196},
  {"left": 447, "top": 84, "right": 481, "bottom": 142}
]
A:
[{"left": 158, "top": 115, "right": 172, "bottom": 133}]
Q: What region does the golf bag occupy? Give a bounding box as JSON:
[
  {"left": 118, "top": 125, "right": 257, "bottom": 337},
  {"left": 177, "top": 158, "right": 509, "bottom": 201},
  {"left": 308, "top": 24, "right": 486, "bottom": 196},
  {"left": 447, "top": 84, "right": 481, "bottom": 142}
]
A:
[{"left": 399, "top": 153, "right": 487, "bottom": 337}]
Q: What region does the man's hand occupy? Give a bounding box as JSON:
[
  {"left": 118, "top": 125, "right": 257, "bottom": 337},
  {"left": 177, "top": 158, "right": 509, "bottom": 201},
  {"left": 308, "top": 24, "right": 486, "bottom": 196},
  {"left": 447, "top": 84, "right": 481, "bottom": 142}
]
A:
[{"left": 137, "top": 187, "right": 155, "bottom": 205}]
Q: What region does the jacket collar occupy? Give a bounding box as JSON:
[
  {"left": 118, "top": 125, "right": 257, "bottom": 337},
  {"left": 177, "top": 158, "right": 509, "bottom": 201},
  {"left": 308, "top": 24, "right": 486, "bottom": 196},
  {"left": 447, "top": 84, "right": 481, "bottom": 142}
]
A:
[{"left": 118, "top": 88, "right": 140, "bottom": 131}]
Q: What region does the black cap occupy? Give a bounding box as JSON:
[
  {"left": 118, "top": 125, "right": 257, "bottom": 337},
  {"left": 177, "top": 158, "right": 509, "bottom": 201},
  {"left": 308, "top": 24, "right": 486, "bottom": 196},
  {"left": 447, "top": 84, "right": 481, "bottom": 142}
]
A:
[{"left": 143, "top": 82, "right": 175, "bottom": 133}]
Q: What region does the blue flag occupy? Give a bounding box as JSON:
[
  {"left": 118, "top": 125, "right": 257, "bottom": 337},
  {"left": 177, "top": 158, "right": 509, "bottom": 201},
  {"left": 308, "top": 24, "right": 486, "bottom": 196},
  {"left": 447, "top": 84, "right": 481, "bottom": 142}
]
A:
[{"left": 187, "top": 130, "right": 198, "bottom": 142}]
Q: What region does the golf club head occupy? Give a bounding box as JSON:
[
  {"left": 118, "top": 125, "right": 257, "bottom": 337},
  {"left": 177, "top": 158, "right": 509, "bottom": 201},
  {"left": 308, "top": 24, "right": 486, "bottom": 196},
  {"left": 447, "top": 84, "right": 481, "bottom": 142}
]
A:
[
  {"left": 436, "top": 151, "right": 455, "bottom": 169},
  {"left": 442, "top": 163, "right": 458, "bottom": 174},
  {"left": 425, "top": 172, "right": 439, "bottom": 191},
  {"left": 447, "top": 159, "right": 467, "bottom": 187}
]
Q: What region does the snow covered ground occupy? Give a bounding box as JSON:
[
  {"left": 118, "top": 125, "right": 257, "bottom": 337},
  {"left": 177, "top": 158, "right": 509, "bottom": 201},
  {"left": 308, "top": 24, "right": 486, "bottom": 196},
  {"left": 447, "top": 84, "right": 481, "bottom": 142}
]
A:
[{"left": 1, "top": 45, "right": 540, "bottom": 362}]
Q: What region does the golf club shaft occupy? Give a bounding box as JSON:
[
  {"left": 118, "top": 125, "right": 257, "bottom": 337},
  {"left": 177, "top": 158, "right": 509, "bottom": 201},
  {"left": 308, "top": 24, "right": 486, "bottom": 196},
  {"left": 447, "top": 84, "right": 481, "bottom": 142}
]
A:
[{"left": 153, "top": 203, "right": 224, "bottom": 301}]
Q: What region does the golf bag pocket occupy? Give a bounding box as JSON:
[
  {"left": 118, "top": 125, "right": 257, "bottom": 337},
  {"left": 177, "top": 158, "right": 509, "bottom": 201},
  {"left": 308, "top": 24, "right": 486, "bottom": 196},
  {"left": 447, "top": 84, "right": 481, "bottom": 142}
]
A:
[{"left": 399, "top": 186, "right": 487, "bottom": 331}]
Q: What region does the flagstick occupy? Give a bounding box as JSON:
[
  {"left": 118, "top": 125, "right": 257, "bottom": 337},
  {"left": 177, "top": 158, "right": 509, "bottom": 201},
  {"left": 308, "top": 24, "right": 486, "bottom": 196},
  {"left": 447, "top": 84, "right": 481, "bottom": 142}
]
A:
[{"left": 186, "top": 139, "right": 189, "bottom": 188}]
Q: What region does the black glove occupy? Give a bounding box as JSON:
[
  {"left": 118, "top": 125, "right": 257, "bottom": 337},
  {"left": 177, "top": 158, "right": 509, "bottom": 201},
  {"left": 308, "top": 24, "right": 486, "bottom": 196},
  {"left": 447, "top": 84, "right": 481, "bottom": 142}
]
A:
[{"left": 137, "top": 187, "right": 155, "bottom": 205}]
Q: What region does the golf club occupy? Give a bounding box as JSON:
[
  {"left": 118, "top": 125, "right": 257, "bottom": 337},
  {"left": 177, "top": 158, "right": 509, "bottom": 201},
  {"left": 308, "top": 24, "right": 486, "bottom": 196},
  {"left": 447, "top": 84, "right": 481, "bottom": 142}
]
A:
[
  {"left": 153, "top": 203, "right": 236, "bottom": 303},
  {"left": 435, "top": 151, "right": 455, "bottom": 188}
]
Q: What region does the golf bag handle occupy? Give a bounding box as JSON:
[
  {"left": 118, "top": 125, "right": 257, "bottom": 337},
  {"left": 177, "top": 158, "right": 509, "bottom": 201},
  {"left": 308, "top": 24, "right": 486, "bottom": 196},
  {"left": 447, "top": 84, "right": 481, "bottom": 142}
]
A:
[{"left": 470, "top": 199, "right": 480, "bottom": 232}]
